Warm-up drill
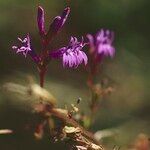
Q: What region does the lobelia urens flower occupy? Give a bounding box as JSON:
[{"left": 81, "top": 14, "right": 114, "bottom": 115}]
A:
[
  {"left": 49, "top": 37, "right": 88, "bottom": 68},
  {"left": 12, "top": 34, "right": 39, "bottom": 63},
  {"left": 86, "top": 29, "right": 115, "bottom": 87},
  {"left": 12, "top": 34, "right": 32, "bottom": 58},
  {"left": 87, "top": 29, "right": 115, "bottom": 59},
  {"left": 12, "top": 6, "right": 87, "bottom": 70}
]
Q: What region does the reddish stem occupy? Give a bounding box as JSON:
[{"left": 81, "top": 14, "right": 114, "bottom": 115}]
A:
[{"left": 39, "top": 68, "right": 47, "bottom": 88}]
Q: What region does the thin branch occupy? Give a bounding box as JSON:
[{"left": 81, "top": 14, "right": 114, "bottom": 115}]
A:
[
  {"left": 45, "top": 106, "right": 103, "bottom": 148},
  {"left": 0, "top": 129, "right": 13, "bottom": 134}
]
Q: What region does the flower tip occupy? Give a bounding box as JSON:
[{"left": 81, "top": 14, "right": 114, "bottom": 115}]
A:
[
  {"left": 12, "top": 46, "right": 17, "bottom": 49},
  {"left": 37, "top": 6, "right": 44, "bottom": 17},
  {"left": 38, "top": 6, "right": 44, "bottom": 11},
  {"left": 81, "top": 36, "right": 84, "bottom": 43},
  {"left": 86, "top": 34, "right": 93, "bottom": 41},
  {"left": 37, "top": 6, "right": 45, "bottom": 35},
  {"left": 63, "top": 7, "right": 70, "bottom": 16},
  {"left": 54, "top": 16, "right": 61, "bottom": 21},
  {"left": 86, "top": 34, "right": 91, "bottom": 38},
  {"left": 27, "top": 33, "right": 30, "bottom": 37},
  {"left": 64, "top": 7, "right": 70, "bottom": 12}
]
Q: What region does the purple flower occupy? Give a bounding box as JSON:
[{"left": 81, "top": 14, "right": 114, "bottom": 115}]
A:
[
  {"left": 12, "top": 34, "right": 39, "bottom": 63},
  {"left": 12, "top": 6, "right": 87, "bottom": 69},
  {"left": 50, "top": 37, "right": 88, "bottom": 68},
  {"left": 12, "top": 34, "right": 32, "bottom": 57},
  {"left": 87, "top": 29, "right": 115, "bottom": 58}
]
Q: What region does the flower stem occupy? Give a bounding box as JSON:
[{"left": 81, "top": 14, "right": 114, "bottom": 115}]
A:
[{"left": 39, "top": 68, "right": 47, "bottom": 88}]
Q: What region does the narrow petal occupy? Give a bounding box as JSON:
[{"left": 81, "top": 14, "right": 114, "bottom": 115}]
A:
[
  {"left": 63, "top": 53, "right": 68, "bottom": 67},
  {"left": 59, "top": 7, "right": 70, "bottom": 28},
  {"left": 80, "top": 51, "right": 88, "bottom": 65},
  {"left": 37, "top": 6, "right": 45, "bottom": 35}
]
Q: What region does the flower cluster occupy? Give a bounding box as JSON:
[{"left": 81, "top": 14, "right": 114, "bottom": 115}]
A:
[
  {"left": 12, "top": 6, "right": 87, "bottom": 69},
  {"left": 62, "top": 37, "right": 87, "bottom": 68},
  {"left": 86, "top": 29, "right": 115, "bottom": 88},
  {"left": 12, "top": 6, "right": 116, "bottom": 70},
  {"left": 50, "top": 37, "right": 87, "bottom": 68},
  {"left": 87, "top": 29, "right": 115, "bottom": 58},
  {"left": 10, "top": 5, "right": 117, "bottom": 149}
]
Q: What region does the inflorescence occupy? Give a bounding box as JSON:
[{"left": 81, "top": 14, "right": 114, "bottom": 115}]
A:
[{"left": 12, "top": 6, "right": 115, "bottom": 69}]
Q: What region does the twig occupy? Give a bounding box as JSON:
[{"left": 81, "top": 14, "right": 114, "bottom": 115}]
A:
[
  {"left": 0, "top": 129, "right": 13, "bottom": 134},
  {"left": 45, "top": 106, "right": 102, "bottom": 148}
]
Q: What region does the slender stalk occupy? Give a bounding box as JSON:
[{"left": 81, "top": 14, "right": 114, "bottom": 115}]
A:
[
  {"left": 39, "top": 69, "right": 46, "bottom": 88},
  {"left": 36, "top": 37, "right": 103, "bottom": 148},
  {"left": 39, "top": 37, "right": 49, "bottom": 88}
]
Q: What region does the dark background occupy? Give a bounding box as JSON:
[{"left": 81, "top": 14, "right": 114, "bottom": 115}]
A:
[{"left": 0, "top": 0, "right": 149, "bottom": 149}]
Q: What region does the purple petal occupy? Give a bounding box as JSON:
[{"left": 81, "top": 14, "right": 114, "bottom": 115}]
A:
[
  {"left": 12, "top": 34, "right": 39, "bottom": 63},
  {"left": 63, "top": 53, "right": 68, "bottom": 67},
  {"left": 37, "top": 6, "right": 45, "bottom": 35},
  {"left": 79, "top": 51, "right": 88, "bottom": 65},
  {"left": 57, "top": 7, "right": 70, "bottom": 31}
]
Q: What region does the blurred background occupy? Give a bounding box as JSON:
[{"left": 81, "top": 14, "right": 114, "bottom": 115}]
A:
[{"left": 0, "top": 0, "right": 149, "bottom": 149}]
